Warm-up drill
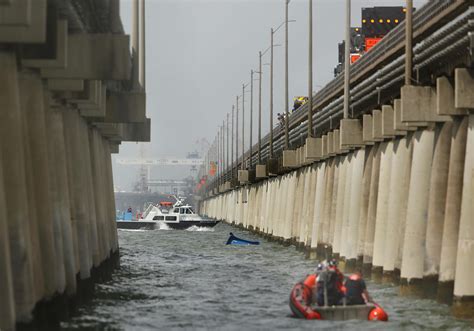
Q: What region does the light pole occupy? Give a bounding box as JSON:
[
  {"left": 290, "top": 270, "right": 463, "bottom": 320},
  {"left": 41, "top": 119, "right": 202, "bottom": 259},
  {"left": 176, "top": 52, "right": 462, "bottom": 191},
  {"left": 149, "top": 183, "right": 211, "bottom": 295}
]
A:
[
  {"left": 250, "top": 70, "right": 254, "bottom": 168},
  {"left": 405, "top": 0, "right": 413, "bottom": 86},
  {"left": 270, "top": 28, "right": 274, "bottom": 158},
  {"left": 343, "top": 0, "right": 351, "bottom": 119},
  {"left": 308, "top": 0, "right": 314, "bottom": 136},
  {"left": 236, "top": 95, "right": 239, "bottom": 172},
  {"left": 231, "top": 105, "right": 234, "bottom": 178},
  {"left": 285, "top": 0, "right": 290, "bottom": 148},
  {"left": 258, "top": 51, "right": 263, "bottom": 163},
  {"left": 242, "top": 83, "right": 249, "bottom": 170},
  {"left": 226, "top": 113, "right": 229, "bottom": 174}
]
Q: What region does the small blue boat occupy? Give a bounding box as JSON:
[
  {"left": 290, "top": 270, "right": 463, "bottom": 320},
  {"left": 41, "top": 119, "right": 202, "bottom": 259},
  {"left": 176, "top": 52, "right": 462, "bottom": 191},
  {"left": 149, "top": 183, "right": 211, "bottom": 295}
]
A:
[{"left": 226, "top": 232, "right": 260, "bottom": 245}]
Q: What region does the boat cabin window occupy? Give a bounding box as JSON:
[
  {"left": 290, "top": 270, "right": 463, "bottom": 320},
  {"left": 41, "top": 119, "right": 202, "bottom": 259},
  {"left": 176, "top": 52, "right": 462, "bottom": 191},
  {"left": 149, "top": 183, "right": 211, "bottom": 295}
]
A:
[
  {"left": 186, "top": 208, "right": 192, "bottom": 214},
  {"left": 188, "top": 208, "right": 194, "bottom": 213},
  {"left": 153, "top": 216, "right": 165, "bottom": 221},
  {"left": 173, "top": 208, "right": 179, "bottom": 213},
  {"left": 179, "top": 208, "right": 186, "bottom": 214},
  {"left": 165, "top": 216, "right": 177, "bottom": 221}
]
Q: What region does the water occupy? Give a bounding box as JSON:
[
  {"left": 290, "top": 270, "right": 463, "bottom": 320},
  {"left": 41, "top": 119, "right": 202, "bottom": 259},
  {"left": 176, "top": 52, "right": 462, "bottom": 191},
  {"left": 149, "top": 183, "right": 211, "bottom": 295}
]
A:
[{"left": 61, "top": 223, "right": 473, "bottom": 330}]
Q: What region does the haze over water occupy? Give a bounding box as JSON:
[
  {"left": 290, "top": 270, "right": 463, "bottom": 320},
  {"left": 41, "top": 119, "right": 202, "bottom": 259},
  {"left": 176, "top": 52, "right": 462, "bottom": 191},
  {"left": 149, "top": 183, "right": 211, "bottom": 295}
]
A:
[{"left": 61, "top": 223, "right": 473, "bottom": 330}]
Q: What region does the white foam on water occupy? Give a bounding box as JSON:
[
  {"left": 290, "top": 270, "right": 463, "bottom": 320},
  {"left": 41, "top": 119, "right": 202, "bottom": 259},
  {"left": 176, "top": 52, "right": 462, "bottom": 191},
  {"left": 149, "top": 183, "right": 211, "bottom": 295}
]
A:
[
  {"left": 118, "top": 229, "right": 148, "bottom": 232},
  {"left": 186, "top": 226, "right": 214, "bottom": 232},
  {"left": 156, "top": 222, "right": 172, "bottom": 231}
]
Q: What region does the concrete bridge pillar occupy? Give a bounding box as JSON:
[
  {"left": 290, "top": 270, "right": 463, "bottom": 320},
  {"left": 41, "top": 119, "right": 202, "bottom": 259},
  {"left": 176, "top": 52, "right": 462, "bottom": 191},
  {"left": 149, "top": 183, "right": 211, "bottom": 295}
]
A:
[
  {"left": 328, "top": 158, "right": 340, "bottom": 249},
  {"left": 363, "top": 144, "right": 381, "bottom": 270},
  {"left": 321, "top": 159, "right": 335, "bottom": 250},
  {"left": 356, "top": 146, "right": 373, "bottom": 262},
  {"left": 311, "top": 163, "right": 326, "bottom": 253},
  {"left": 0, "top": 51, "right": 36, "bottom": 322},
  {"left": 454, "top": 113, "right": 474, "bottom": 304},
  {"left": 345, "top": 149, "right": 364, "bottom": 270},
  {"left": 63, "top": 109, "right": 93, "bottom": 279},
  {"left": 340, "top": 153, "right": 353, "bottom": 262},
  {"left": 104, "top": 140, "right": 118, "bottom": 252},
  {"left": 79, "top": 120, "right": 100, "bottom": 268},
  {"left": 401, "top": 128, "right": 435, "bottom": 285},
  {"left": 0, "top": 152, "right": 15, "bottom": 331},
  {"left": 439, "top": 117, "right": 468, "bottom": 297},
  {"left": 333, "top": 156, "right": 347, "bottom": 256},
  {"left": 424, "top": 122, "right": 453, "bottom": 282},
  {"left": 372, "top": 141, "right": 393, "bottom": 275},
  {"left": 46, "top": 105, "right": 78, "bottom": 294},
  {"left": 382, "top": 136, "right": 412, "bottom": 279}
]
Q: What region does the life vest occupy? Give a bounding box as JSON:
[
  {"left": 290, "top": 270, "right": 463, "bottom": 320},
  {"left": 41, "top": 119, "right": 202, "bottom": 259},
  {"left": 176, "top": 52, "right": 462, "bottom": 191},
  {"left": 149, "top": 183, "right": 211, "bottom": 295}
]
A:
[{"left": 289, "top": 275, "right": 321, "bottom": 320}]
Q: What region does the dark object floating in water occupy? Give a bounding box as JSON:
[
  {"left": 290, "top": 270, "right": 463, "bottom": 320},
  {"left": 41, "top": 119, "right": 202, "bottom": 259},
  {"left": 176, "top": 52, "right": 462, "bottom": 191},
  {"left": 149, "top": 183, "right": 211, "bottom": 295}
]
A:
[{"left": 226, "top": 232, "right": 260, "bottom": 245}]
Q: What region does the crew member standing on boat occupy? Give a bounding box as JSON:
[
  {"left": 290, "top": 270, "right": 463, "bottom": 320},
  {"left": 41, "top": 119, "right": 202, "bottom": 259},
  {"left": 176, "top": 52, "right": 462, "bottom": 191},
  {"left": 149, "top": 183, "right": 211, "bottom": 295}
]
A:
[{"left": 344, "top": 270, "right": 371, "bottom": 305}]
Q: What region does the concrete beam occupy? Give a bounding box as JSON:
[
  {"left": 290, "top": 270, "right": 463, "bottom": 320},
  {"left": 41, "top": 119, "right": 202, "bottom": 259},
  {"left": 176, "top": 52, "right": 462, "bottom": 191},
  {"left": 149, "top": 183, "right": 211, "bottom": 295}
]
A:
[
  {"left": 401, "top": 85, "right": 450, "bottom": 124},
  {"left": 109, "top": 142, "right": 120, "bottom": 154},
  {"left": 47, "top": 79, "right": 84, "bottom": 92},
  {"left": 0, "top": 0, "right": 31, "bottom": 26},
  {"left": 394, "top": 99, "right": 416, "bottom": 132},
  {"left": 41, "top": 34, "right": 131, "bottom": 80},
  {"left": 340, "top": 119, "right": 363, "bottom": 148},
  {"left": 119, "top": 118, "right": 151, "bottom": 142},
  {"left": 304, "top": 137, "right": 322, "bottom": 161},
  {"left": 79, "top": 84, "right": 106, "bottom": 118},
  {"left": 282, "top": 150, "right": 297, "bottom": 168},
  {"left": 104, "top": 91, "right": 146, "bottom": 123},
  {"left": 22, "top": 20, "right": 67, "bottom": 69},
  {"left": 321, "top": 134, "right": 328, "bottom": 159},
  {"left": 256, "top": 164, "right": 267, "bottom": 179},
  {"left": 362, "top": 114, "right": 375, "bottom": 145},
  {"left": 238, "top": 170, "right": 249, "bottom": 184},
  {"left": 327, "top": 131, "right": 335, "bottom": 156},
  {"left": 372, "top": 109, "right": 384, "bottom": 141},
  {"left": 0, "top": 0, "right": 46, "bottom": 43},
  {"left": 437, "top": 76, "right": 468, "bottom": 116},
  {"left": 381, "top": 105, "right": 396, "bottom": 138},
  {"left": 455, "top": 68, "right": 474, "bottom": 111}
]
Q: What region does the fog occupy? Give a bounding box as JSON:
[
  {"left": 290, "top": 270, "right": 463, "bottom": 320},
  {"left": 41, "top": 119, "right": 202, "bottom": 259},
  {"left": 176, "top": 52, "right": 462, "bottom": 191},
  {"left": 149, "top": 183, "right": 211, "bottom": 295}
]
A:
[{"left": 113, "top": 0, "right": 427, "bottom": 191}]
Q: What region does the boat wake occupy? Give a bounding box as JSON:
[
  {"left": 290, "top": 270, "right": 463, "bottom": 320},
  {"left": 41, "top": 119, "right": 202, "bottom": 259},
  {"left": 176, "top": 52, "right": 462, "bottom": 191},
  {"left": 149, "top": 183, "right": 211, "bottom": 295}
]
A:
[
  {"left": 156, "top": 222, "right": 172, "bottom": 231},
  {"left": 186, "top": 226, "right": 215, "bottom": 232}
]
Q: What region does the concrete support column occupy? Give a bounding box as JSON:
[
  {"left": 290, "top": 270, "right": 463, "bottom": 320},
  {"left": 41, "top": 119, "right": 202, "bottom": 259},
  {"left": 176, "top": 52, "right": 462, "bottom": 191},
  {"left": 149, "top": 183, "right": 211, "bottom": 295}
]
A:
[
  {"left": 0, "top": 153, "right": 15, "bottom": 331},
  {"left": 0, "top": 52, "right": 36, "bottom": 321},
  {"left": 285, "top": 175, "right": 297, "bottom": 240},
  {"left": 79, "top": 121, "right": 100, "bottom": 267},
  {"left": 372, "top": 141, "right": 393, "bottom": 273},
  {"left": 363, "top": 144, "right": 381, "bottom": 268},
  {"left": 401, "top": 129, "right": 435, "bottom": 284},
  {"left": 345, "top": 149, "right": 364, "bottom": 269},
  {"left": 321, "top": 159, "right": 335, "bottom": 247},
  {"left": 333, "top": 156, "right": 347, "bottom": 255},
  {"left": 454, "top": 114, "right": 474, "bottom": 301},
  {"left": 20, "top": 73, "right": 61, "bottom": 297},
  {"left": 311, "top": 163, "right": 326, "bottom": 250},
  {"left": 439, "top": 117, "right": 468, "bottom": 293},
  {"left": 340, "top": 153, "right": 354, "bottom": 261},
  {"left": 63, "top": 109, "right": 92, "bottom": 279},
  {"left": 356, "top": 147, "right": 373, "bottom": 260},
  {"left": 383, "top": 136, "right": 412, "bottom": 277},
  {"left": 328, "top": 158, "right": 340, "bottom": 247},
  {"left": 424, "top": 122, "right": 453, "bottom": 279},
  {"left": 104, "top": 139, "right": 119, "bottom": 252},
  {"left": 45, "top": 105, "right": 77, "bottom": 295}
]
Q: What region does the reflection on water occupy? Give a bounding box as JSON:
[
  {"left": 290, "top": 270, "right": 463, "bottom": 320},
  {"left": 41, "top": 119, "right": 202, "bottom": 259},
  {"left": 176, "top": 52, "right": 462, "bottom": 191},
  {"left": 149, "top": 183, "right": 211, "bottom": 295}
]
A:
[{"left": 61, "top": 223, "right": 473, "bottom": 330}]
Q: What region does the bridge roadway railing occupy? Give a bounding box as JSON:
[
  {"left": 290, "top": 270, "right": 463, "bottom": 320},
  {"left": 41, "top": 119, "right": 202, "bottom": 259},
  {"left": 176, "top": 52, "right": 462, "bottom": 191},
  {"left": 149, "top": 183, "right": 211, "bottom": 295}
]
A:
[{"left": 208, "top": 0, "right": 472, "bottom": 189}]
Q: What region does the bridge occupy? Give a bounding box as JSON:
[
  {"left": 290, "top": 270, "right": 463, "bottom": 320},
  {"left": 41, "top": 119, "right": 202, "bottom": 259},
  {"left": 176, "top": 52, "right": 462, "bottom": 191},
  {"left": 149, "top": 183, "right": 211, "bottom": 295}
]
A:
[
  {"left": 198, "top": 0, "right": 474, "bottom": 316},
  {"left": 0, "top": 0, "right": 149, "bottom": 328}
]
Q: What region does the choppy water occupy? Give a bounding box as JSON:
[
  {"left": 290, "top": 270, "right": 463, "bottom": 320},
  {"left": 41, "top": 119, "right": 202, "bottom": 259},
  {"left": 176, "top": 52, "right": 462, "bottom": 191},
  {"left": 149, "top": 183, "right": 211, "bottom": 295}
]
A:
[{"left": 61, "top": 223, "right": 473, "bottom": 330}]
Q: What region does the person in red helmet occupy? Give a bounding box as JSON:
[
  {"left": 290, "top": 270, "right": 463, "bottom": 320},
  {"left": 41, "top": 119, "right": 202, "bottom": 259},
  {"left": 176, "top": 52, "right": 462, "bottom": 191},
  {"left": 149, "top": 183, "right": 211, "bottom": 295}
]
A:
[{"left": 344, "top": 270, "right": 372, "bottom": 305}]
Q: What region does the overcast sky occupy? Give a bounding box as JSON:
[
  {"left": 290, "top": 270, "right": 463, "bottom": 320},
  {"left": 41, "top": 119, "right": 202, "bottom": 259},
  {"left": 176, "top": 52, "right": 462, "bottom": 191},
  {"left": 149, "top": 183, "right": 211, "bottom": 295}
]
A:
[{"left": 113, "top": 0, "right": 427, "bottom": 191}]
